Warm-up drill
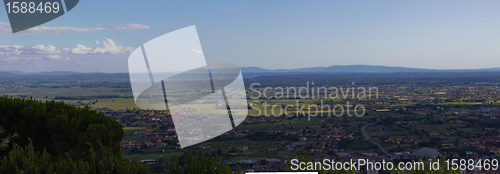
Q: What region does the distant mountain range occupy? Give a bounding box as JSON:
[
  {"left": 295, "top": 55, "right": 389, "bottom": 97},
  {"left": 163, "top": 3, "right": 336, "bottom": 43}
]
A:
[
  {"left": 240, "top": 65, "right": 500, "bottom": 73},
  {"left": 0, "top": 71, "right": 106, "bottom": 77},
  {"left": 2, "top": 65, "right": 500, "bottom": 77}
]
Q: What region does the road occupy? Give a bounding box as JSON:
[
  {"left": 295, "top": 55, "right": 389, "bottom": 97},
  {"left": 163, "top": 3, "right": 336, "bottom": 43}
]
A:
[
  {"left": 361, "top": 123, "right": 390, "bottom": 156},
  {"left": 327, "top": 129, "right": 334, "bottom": 149},
  {"left": 312, "top": 127, "right": 336, "bottom": 158}
]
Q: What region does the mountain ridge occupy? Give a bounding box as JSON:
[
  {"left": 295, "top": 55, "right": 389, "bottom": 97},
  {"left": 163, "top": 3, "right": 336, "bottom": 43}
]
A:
[
  {"left": 0, "top": 71, "right": 103, "bottom": 76},
  {"left": 3, "top": 65, "right": 500, "bottom": 76},
  {"left": 240, "top": 65, "right": 500, "bottom": 73}
]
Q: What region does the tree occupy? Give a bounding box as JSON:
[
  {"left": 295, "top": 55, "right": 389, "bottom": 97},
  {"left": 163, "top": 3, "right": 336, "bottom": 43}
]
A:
[
  {"left": 0, "top": 129, "right": 17, "bottom": 152},
  {"left": 0, "top": 96, "right": 123, "bottom": 160},
  {"left": 217, "top": 148, "right": 222, "bottom": 156},
  {"left": 167, "top": 150, "right": 241, "bottom": 174},
  {"left": 0, "top": 139, "right": 150, "bottom": 174}
]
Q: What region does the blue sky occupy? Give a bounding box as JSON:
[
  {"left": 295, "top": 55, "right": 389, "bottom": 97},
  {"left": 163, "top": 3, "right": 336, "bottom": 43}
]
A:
[{"left": 1, "top": 0, "right": 500, "bottom": 72}]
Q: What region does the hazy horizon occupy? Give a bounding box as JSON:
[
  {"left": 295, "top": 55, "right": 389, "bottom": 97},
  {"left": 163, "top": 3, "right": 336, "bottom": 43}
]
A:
[{"left": 4, "top": 64, "right": 500, "bottom": 74}]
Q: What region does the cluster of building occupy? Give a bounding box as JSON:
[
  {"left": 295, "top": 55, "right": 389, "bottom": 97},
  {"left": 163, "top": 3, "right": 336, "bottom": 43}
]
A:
[{"left": 120, "top": 140, "right": 168, "bottom": 149}]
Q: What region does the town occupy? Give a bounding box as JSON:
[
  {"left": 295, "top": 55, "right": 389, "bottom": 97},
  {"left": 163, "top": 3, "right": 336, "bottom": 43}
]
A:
[{"left": 2, "top": 72, "right": 500, "bottom": 173}]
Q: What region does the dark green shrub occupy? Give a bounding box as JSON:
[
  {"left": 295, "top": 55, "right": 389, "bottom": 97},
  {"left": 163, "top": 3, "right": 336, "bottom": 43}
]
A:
[
  {"left": 0, "top": 96, "right": 123, "bottom": 160},
  {"left": 168, "top": 150, "right": 241, "bottom": 174},
  {"left": 0, "top": 139, "right": 150, "bottom": 174}
]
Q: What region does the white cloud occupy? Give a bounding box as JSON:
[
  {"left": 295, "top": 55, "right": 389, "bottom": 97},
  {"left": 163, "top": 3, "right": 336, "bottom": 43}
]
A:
[
  {"left": 70, "top": 44, "right": 93, "bottom": 55},
  {"left": 0, "top": 45, "right": 61, "bottom": 55},
  {"left": 1, "top": 39, "right": 132, "bottom": 57},
  {"left": 1, "top": 57, "right": 20, "bottom": 63},
  {"left": 45, "top": 55, "right": 71, "bottom": 61},
  {"left": 70, "top": 39, "right": 133, "bottom": 55},
  {"left": 0, "top": 45, "right": 24, "bottom": 55},
  {"left": 0, "top": 22, "right": 150, "bottom": 35},
  {"left": 45, "top": 55, "right": 61, "bottom": 59},
  {"left": 0, "top": 39, "right": 131, "bottom": 67},
  {"left": 74, "top": 60, "right": 90, "bottom": 65},
  {"left": 191, "top": 49, "right": 203, "bottom": 54},
  {"left": 93, "top": 39, "right": 133, "bottom": 54},
  {"left": 27, "top": 45, "right": 61, "bottom": 54},
  {"left": 114, "top": 23, "right": 151, "bottom": 30}
]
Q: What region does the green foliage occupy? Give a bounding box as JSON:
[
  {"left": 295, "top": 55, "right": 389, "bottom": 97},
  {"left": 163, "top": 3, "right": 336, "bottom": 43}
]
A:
[
  {"left": 0, "top": 129, "right": 17, "bottom": 151},
  {"left": 0, "top": 96, "right": 123, "bottom": 160},
  {"left": 167, "top": 150, "right": 241, "bottom": 174},
  {"left": 0, "top": 139, "right": 150, "bottom": 174}
]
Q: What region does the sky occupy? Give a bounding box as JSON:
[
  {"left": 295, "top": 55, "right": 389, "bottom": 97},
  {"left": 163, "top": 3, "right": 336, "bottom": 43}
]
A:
[{"left": 1, "top": 0, "right": 500, "bottom": 73}]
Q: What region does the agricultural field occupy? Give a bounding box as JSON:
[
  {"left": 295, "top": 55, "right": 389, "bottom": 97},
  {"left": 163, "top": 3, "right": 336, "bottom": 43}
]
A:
[{"left": 2, "top": 72, "right": 500, "bottom": 170}]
